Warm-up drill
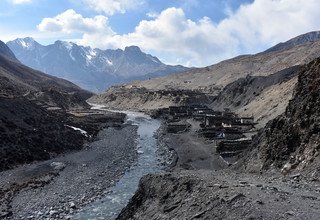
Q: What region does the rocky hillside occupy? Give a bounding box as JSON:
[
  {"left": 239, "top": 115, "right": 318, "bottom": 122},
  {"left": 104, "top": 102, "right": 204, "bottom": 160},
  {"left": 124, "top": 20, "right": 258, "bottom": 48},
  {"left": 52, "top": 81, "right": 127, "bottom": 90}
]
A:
[
  {"left": 243, "top": 57, "right": 320, "bottom": 174},
  {"left": 211, "top": 66, "right": 301, "bottom": 127},
  {"left": 0, "top": 41, "right": 92, "bottom": 109},
  {"left": 0, "top": 41, "right": 100, "bottom": 171},
  {"left": 7, "top": 38, "right": 188, "bottom": 92}
]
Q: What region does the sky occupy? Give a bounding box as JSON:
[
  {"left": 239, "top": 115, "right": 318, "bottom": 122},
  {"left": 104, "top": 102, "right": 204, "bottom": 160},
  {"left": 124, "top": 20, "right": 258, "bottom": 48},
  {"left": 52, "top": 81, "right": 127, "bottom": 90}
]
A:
[{"left": 1, "top": 0, "right": 320, "bottom": 67}]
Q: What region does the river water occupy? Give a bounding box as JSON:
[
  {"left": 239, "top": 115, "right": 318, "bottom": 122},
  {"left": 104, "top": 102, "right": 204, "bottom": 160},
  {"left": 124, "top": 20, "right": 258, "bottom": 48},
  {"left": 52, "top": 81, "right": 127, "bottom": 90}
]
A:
[{"left": 73, "top": 110, "right": 164, "bottom": 220}]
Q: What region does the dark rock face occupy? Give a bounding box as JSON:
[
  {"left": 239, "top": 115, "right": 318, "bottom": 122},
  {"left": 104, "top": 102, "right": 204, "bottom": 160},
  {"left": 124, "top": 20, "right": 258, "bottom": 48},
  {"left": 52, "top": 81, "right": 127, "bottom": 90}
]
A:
[
  {"left": 247, "top": 57, "right": 320, "bottom": 171},
  {"left": 0, "top": 97, "right": 82, "bottom": 171},
  {"left": 7, "top": 38, "right": 189, "bottom": 92}
]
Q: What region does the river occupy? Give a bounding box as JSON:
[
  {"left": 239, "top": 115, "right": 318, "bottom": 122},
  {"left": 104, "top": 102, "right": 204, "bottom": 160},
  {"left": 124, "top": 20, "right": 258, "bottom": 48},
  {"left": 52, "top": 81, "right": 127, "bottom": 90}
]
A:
[{"left": 73, "top": 110, "right": 164, "bottom": 220}]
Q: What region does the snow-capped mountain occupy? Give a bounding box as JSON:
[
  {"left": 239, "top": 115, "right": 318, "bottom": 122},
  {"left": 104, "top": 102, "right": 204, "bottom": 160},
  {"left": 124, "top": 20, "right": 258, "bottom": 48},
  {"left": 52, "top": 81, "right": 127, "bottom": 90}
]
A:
[{"left": 7, "top": 38, "right": 189, "bottom": 92}]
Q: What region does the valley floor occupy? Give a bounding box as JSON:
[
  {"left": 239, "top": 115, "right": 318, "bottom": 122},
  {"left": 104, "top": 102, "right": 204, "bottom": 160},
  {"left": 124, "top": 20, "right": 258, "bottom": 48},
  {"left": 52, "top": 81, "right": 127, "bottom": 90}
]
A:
[
  {"left": 1, "top": 111, "right": 320, "bottom": 220},
  {"left": 118, "top": 119, "right": 320, "bottom": 220}
]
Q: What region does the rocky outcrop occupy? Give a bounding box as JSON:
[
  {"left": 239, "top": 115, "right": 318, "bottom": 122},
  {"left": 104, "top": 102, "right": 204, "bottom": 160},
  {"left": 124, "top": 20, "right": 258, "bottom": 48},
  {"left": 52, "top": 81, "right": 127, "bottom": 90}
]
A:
[
  {"left": 243, "top": 57, "right": 320, "bottom": 173},
  {"left": 117, "top": 172, "right": 256, "bottom": 220}
]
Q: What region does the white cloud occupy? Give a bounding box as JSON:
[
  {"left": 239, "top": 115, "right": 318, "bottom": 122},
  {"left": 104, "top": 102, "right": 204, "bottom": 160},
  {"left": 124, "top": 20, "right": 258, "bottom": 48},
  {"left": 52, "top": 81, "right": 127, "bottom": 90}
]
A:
[
  {"left": 83, "top": 0, "right": 144, "bottom": 15},
  {"left": 9, "top": 0, "right": 32, "bottom": 4},
  {"left": 219, "top": 0, "right": 320, "bottom": 51},
  {"left": 100, "top": 8, "right": 238, "bottom": 66},
  {"left": 37, "top": 9, "right": 115, "bottom": 38},
  {"left": 146, "top": 11, "right": 158, "bottom": 19},
  {"left": 36, "top": 0, "right": 320, "bottom": 67}
]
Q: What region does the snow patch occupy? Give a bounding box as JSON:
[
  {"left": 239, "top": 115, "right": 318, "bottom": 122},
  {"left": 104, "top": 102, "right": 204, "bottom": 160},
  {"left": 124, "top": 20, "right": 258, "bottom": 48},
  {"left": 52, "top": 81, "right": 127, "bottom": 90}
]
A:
[
  {"left": 19, "top": 39, "right": 33, "bottom": 50},
  {"left": 106, "top": 58, "right": 113, "bottom": 66},
  {"left": 65, "top": 125, "right": 88, "bottom": 137},
  {"left": 86, "top": 49, "right": 97, "bottom": 60},
  {"left": 62, "top": 41, "right": 73, "bottom": 50},
  {"left": 147, "top": 55, "right": 160, "bottom": 64},
  {"left": 151, "top": 57, "right": 160, "bottom": 63},
  {"left": 69, "top": 51, "right": 76, "bottom": 61},
  {"left": 19, "top": 39, "right": 27, "bottom": 48}
]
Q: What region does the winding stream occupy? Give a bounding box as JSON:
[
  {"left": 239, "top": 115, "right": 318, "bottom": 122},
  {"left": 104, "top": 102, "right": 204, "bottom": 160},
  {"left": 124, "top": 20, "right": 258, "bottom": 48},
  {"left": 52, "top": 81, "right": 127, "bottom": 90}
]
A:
[{"left": 73, "top": 110, "right": 164, "bottom": 220}]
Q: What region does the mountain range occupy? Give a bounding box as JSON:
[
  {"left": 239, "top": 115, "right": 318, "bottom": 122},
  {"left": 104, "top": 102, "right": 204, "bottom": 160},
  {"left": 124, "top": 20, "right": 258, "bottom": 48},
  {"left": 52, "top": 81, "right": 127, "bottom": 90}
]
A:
[{"left": 7, "top": 38, "right": 189, "bottom": 92}]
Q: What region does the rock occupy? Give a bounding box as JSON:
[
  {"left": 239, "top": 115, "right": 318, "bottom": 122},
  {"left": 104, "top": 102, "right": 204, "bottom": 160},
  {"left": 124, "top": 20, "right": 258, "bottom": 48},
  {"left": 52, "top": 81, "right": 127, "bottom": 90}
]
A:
[
  {"left": 50, "top": 162, "right": 66, "bottom": 171},
  {"left": 49, "top": 210, "right": 58, "bottom": 216},
  {"left": 290, "top": 173, "right": 301, "bottom": 179},
  {"left": 137, "top": 150, "right": 144, "bottom": 154},
  {"left": 281, "top": 163, "right": 292, "bottom": 175},
  {"left": 0, "top": 211, "right": 12, "bottom": 218},
  {"left": 228, "top": 193, "right": 246, "bottom": 203},
  {"left": 256, "top": 200, "right": 264, "bottom": 205},
  {"left": 285, "top": 211, "right": 295, "bottom": 216},
  {"left": 69, "top": 202, "right": 76, "bottom": 209}
]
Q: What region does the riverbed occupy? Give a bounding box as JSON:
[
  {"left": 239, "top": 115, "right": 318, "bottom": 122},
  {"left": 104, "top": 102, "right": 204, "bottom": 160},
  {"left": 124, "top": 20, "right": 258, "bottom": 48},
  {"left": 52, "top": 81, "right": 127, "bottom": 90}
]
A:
[{"left": 73, "top": 111, "right": 164, "bottom": 220}]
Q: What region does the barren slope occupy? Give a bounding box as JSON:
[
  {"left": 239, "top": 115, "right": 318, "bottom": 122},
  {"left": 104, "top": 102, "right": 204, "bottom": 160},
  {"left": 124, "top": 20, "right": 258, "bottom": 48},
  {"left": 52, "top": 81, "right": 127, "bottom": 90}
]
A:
[{"left": 127, "top": 41, "right": 320, "bottom": 93}]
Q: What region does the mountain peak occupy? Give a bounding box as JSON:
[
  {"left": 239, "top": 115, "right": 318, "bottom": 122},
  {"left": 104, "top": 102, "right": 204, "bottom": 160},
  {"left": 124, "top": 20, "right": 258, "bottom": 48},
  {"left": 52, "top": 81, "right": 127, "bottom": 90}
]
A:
[
  {"left": 54, "top": 40, "right": 75, "bottom": 50},
  {"left": 124, "top": 46, "right": 142, "bottom": 53},
  {"left": 8, "top": 37, "right": 39, "bottom": 51}
]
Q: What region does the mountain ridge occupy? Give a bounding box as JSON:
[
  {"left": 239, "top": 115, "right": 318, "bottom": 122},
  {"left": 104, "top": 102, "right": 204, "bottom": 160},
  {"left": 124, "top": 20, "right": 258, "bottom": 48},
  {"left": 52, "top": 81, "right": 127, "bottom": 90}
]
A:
[
  {"left": 264, "top": 31, "right": 320, "bottom": 53},
  {"left": 7, "top": 38, "right": 189, "bottom": 92}
]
